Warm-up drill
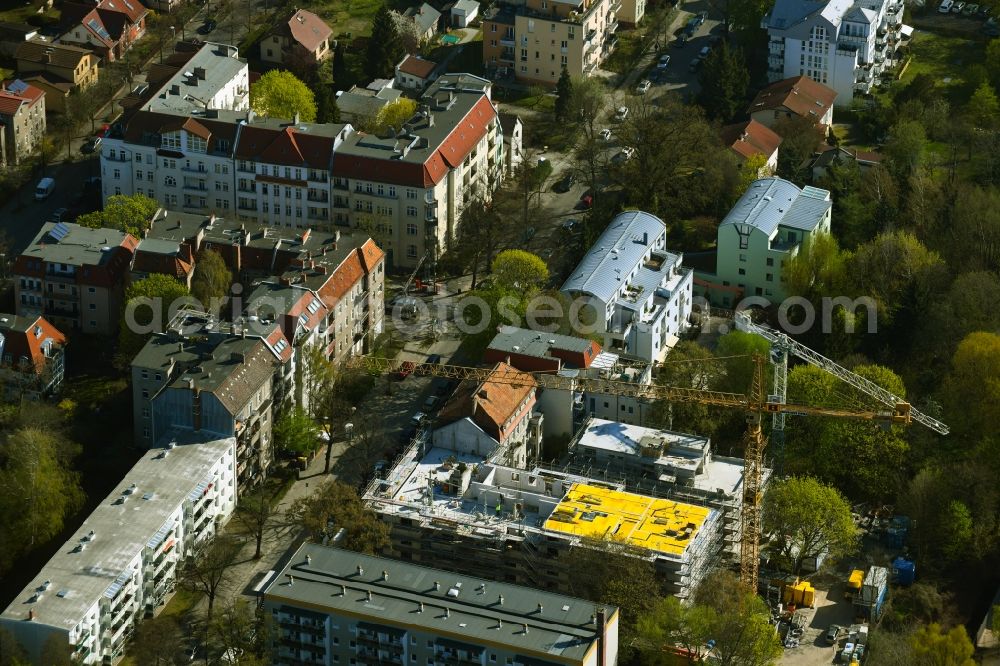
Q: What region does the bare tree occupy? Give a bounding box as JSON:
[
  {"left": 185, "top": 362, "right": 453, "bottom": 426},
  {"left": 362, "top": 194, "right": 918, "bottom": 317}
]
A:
[
  {"left": 233, "top": 488, "right": 279, "bottom": 560},
  {"left": 208, "top": 598, "right": 270, "bottom": 664},
  {"left": 180, "top": 536, "right": 241, "bottom": 617},
  {"left": 131, "top": 616, "right": 184, "bottom": 666},
  {"left": 569, "top": 77, "right": 611, "bottom": 209}
]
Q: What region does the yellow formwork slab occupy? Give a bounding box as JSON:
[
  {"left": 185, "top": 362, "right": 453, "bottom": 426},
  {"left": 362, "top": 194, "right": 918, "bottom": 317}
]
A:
[{"left": 542, "top": 483, "right": 711, "bottom": 556}]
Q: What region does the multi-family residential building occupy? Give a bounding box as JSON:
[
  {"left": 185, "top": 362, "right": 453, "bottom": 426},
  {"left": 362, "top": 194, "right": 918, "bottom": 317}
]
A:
[
  {"left": 260, "top": 8, "right": 333, "bottom": 66},
  {"left": 720, "top": 119, "right": 782, "bottom": 175},
  {"left": 131, "top": 324, "right": 278, "bottom": 486},
  {"left": 365, "top": 436, "right": 724, "bottom": 598},
  {"left": 0, "top": 78, "right": 45, "bottom": 167},
  {"left": 762, "top": 0, "right": 907, "bottom": 106},
  {"left": 334, "top": 80, "right": 403, "bottom": 124},
  {"left": 432, "top": 361, "right": 543, "bottom": 468},
  {"left": 561, "top": 211, "right": 692, "bottom": 363},
  {"left": 563, "top": 417, "right": 761, "bottom": 558},
  {"left": 484, "top": 326, "right": 602, "bottom": 373},
  {"left": 333, "top": 73, "right": 502, "bottom": 268},
  {"left": 0, "top": 312, "right": 66, "bottom": 401},
  {"left": 498, "top": 111, "right": 523, "bottom": 174},
  {"left": 691, "top": 177, "right": 832, "bottom": 307},
  {"left": 262, "top": 544, "right": 619, "bottom": 666},
  {"left": 13, "top": 222, "right": 137, "bottom": 335},
  {"left": 14, "top": 40, "right": 99, "bottom": 111},
  {"left": 140, "top": 42, "right": 249, "bottom": 116},
  {"left": 747, "top": 75, "right": 836, "bottom": 130},
  {"left": 0, "top": 433, "right": 236, "bottom": 665},
  {"left": 59, "top": 0, "right": 147, "bottom": 62},
  {"left": 480, "top": 0, "right": 621, "bottom": 85}
]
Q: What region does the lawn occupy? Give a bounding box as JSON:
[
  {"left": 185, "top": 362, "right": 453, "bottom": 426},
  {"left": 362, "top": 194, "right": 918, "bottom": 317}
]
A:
[
  {"left": 898, "top": 30, "right": 985, "bottom": 94},
  {"left": 312, "top": 0, "right": 411, "bottom": 39},
  {"left": 0, "top": 2, "right": 59, "bottom": 27}
]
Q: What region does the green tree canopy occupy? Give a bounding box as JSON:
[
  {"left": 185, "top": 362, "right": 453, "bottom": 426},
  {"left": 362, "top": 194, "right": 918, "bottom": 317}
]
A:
[
  {"left": 555, "top": 67, "right": 573, "bottom": 122},
  {"left": 909, "top": 623, "right": 975, "bottom": 666},
  {"left": 491, "top": 250, "right": 549, "bottom": 295},
  {"left": 274, "top": 407, "right": 322, "bottom": 456},
  {"left": 883, "top": 119, "right": 926, "bottom": 178},
  {"left": 190, "top": 248, "right": 233, "bottom": 311},
  {"left": 942, "top": 331, "right": 1000, "bottom": 443},
  {"left": 119, "top": 273, "right": 190, "bottom": 363},
  {"left": 76, "top": 193, "right": 159, "bottom": 238},
  {"left": 967, "top": 81, "right": 999, "bottom": 130},
  {"left": 366, "top": 5, "right": 403, "bottom": 79},
  {"left": 250, "top": 70, "right": 317, "bottom": 122},
  {"left": 651, "top": 340, "right": 725, "bottom": 436},
  {"left": 691, "top": 570, "right": 783, "bottom": 666},
  {"left": 366, "top": 98, "right": 418, "bottom": 133},
  {"left": 697, "top": 42, "right": 750, "bottom": 121},
  {"left": 774, "top": 115, "right": 824, "bottom": 181},
  {"left": 762, "top": 476, "right": 859, "bottom": 574},
  {"left": 0, "top": 428, "right": 84, "bottom": 573},
  {"left": 289, "top": 480, "right": 389, "bottom": 553}
]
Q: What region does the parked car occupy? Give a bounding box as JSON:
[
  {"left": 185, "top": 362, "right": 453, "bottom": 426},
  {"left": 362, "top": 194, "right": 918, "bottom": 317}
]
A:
[
  {"left": 635, "top": 79, "right": 652, "bottom": 94},
  {"left": 35, "top": 177, "right": 55, "bottom": 200},
  {"left": 427, "top": 354, "right": 442, "bottom": 365},
  {"left": 939, "top": 0, "right": 953, "bottom": 12},
  {"left": 621, "top": 146, "right": 636, "bottom": 160},
  {"left": 422, "top": 395, "right": 441, "bottom": 412},
  {"left": 599, "top": 128, "right": 613, "bottom": 142},
  {"left": 51, "top": 207, "right": 69, "bottom": 223},
  {"left": 561, "top": 218, "right": 580, "bottom": 231},
  {"left": 657, "top": 53, "right": 671, "bottom": 69},
  {"left": 675, "top": 32, "right": 689, "bottom": 46},
  {"left": 410, "top": 412, "right": 429, "bottom": 428},
  {"left": 951, "top": 1, "right": 965, "bottom": 13},
  {"left": 978, "top": 4, "right": 992, "bottom": 17},
  {"left": 689, "top": 57, "right": 703, "bottom": 72},
  {"left": 964, "top": 2, "right": 979, "bottom": 13},
  {"left": 553, "top": 172, "right": 575, "bottom": 192},
  {"left": 395, "top": 360, "right": 416, "bottom": 379},
  {"left": 695, "top": 10, "right": 708, "bottom": 24},
  {"left": 825, "top": 625, "right": 842, "bottom": 645},
  {"left": 698, "top": 45, "right": 712, "bottom": 59},
  {"left": 614, "top": 105, "right": 629, "bottom": 121},
  {"left": 197, "top": 18, "right": 217, "bottom": 34},
  {"left": 81, "top": 136, "right": 102, "bottom": 154},
  {"left": 579, "top": 193, "right": 593, "bottom": 208}
]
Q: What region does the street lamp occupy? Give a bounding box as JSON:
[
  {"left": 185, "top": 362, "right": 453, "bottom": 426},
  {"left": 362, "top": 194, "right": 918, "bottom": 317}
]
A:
[{"left": 344, "top": 422, "right": 354, "bottom": 445}]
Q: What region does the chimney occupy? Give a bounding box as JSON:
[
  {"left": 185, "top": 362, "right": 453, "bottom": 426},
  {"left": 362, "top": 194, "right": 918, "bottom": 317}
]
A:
[
  {"left": 382, "top": 570, "right": 389, "bottom": 581},
  {"left": 316, "top": 265, "right": 327, "bottom": 274},
  {"left": 365, "top": 590, "right": 372, "bottom": 602},
  {"left": 294, "top": 112, "right": 300, "bottom": 125},
  {"left": 536, "top": 603, "right": 543, "bottom": 613},
  {"left": 357, "top": 565, "right": 364, "bottom": 576},
  {"left": 434, "top": 581, "right": 440, "bottom": 591},
  {"left": 418, "top": 602, "right": 424, "bottom": 613},
  {"left": 288, "top": 575, "right": 295, "bottom": 585},
  {"left": 479, "top": 389, "right": 488, "bottom": 400},
  {"left": 305, "top": 554, "right": 312, "bottom": 565},
  {"left": 498, "top": 594, "right": 504, "bottom": 605},
  {"left": 194, "top": 67, "right": 206, "bottom": 80}
]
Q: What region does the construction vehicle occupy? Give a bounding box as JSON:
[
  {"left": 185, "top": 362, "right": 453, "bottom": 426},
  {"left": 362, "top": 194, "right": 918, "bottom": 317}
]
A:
[{"left": 349, "top": 348, "right": 942, "bottom": 593}]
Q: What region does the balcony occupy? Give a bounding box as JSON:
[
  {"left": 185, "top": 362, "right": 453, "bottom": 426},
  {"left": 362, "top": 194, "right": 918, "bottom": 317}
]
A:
[
  {"left": 308, "top": 170, "right": 327, "bottom": 182},
  {"left": 237, "top": 183, "right": 257, "bottom": 193},
  {"left": 333, "top": 179, "right": 349, "bottom": 190},
  {"left": 44, "top": 303, "right": 79, "bottom": 317},
  {"left": 181, "top": 164, "right": 207, "bottom": 173},
  {"left": 307, "top": 192, "right": 329, "bottom": 203},
  {"left": 45, "top": 269, "right": 77, "bottom": 282},
  {"left": 499, "top": 36, "right": 515, "bottom": 47},
  {"left": 608, "top": 0, "right": 622, "bottom": 10},
  {"left": 606, "top": 18, "right": 619, "bottom": 33},
  {"left": 333, "top": 196, "right": 349, "bottom": 209},
  {"left": 499, "top": 48, "right": 515, "bottom": 63},
  {"left": 237, "top": 203, "right": 259, "bottom": 212},
  {"left": 182, "top": 182, "right": 207, "bottom": 191}
]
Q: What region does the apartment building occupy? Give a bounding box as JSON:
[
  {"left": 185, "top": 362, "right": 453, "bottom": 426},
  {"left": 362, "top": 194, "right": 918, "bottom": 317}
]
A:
[
  {"left": 14, "top": 40, "right": 99, "bottom": 112},
  {"left": 561, "top": 211, "right": 692, "bottom": 363},
  {"left": 131, "top": 320, "right": 278, "bottom": 486},
  {"left": 0, "top": 78, "right": 45, "bottom": 167},
  {"left": 13, "top": 222, "right": 137, "bottom": 335},
  {"left": 332, "top": 73, "right": 502, "bottom": 269},
  {"left": 0, "top": 433, "right": 236, "bottom": 665},
  {"left": 263, "top": 544, "right": 619, "bottom": 666},
  {"left": 692, "top": 177, "right": 832, "bottom": 307},
  {"left": 366, "top": 437, "right": 724, "bottom": 598},
  {"left": 141, "top": 42, "right": 250, "bottom": 116},
  {"left": 564, "top": 417, "right": 759, "bottom": 557},
  {"left": 480, "top": 0, "right": 621, "bottom": 85},
  {"left": 432, "top": 362, "right": 542, "bottom": 469},
  {"left": 0, "top": 312, "right": 66, "bottom": 401},
  {"left": 763, "top": 0, "right": 908, "bottom": 106}
]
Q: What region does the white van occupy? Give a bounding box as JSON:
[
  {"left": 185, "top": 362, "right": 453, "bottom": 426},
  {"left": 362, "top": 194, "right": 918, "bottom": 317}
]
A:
[
  {"left": 35, "top": 177, "right": 55, "bottom": 201},
  {"left": 938, "top": 0, "right": 953, "bottom": 13}
]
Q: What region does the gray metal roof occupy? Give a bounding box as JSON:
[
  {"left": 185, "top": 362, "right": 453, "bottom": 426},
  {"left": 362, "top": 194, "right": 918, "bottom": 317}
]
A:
[
  {"left": 766, "top": 0, "right": 854, "bottom": 30},
  {"left": 719, "top": 177, "right": 831, "bottom": 237},
  {"left": 843, "top": 4, "right": 877, "bottom": 23},
  {"left": 561, "top": 211, "right": 667, "bottom": 303},
  {"left": 264, "top": 543, "right": 616, "bottom": 662},
  {"left": 22, "top": 222, "right": 131, "bottom": 268},
  {"left": 405, "top": 3, "right": 442, "bottom": 33},
  {"left": 452, "top": 0, "right": 480, "bottom": 12},
  {"left": 488, "top": 325, "right": 593, "bottom": 360},
  {"left": 144, "top": 42, "right": 248, "bottom": 115},
  {"left": 0, "top": 435, "right": 233, "bottom": 631}
]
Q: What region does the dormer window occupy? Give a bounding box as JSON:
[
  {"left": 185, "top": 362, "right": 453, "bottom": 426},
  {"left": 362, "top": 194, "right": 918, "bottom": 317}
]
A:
[{"left": 161, "top": 132, "right": 181, "bottom": 149}]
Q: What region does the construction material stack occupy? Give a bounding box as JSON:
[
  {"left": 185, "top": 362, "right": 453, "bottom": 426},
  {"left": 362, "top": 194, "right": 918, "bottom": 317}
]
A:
[{"left": 854, "top": 566, "right": 888, "bottom": 621}]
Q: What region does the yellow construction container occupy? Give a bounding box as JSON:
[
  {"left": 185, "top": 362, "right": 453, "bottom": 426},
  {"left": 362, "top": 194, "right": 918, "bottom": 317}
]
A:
[
  {"left": 800, "top": 583, "right": 815, "bottom": 608},
  {"left": 848, "top": 569, "right": 864, "bottom": 590}
]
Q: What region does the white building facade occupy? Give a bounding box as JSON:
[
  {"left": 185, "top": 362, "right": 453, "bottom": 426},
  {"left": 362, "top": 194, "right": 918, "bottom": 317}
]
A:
[
  {"left": 561, "top": 211, "right": 692, "bottom": 363},
  {"left": 0, "top": 436, "right": 236, "bottom": 665},
  {"left": 763, "top": 0, "right": 906, "bottom": 105}
]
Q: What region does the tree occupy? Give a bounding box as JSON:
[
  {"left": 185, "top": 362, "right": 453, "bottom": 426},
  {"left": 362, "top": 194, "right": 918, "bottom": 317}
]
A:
[
  {"left": 883, "top": 119, "right": 926, "bottom": 178},
  {"left": 945, "top": 185, "right": 1000, "bottom": 274},
  {"left": 774, "top": 115, "right": 824, "bottom": 181},
  {"left": 570, "top": 77, "right": 611, "bottom": 212},
  {"left": 274, "top": 407, "right": 321, "bottom": 456},
  {"left": 762, "top": 476, "right": 859, "bottom": 574},
  {"left": 651, "top": 341, "right": 726, "bottom": 436},
  {"left": 738, "top": 153, "right": 770, "bottom": 190},
  {"left": 250, "top": 70, "right": 317, "bottom": 122},
  {"left": 554, "top": 67, "right": 573, "bottom": 122},
  {"left": 332, "top": 42, "right": 349, "bottom": 90},
  {"left": 131, "top": 616, "right": 184, "bottom": 666},
  {"left": 190, "top": 248, "right": 232, "bottom": 312},
  {"left": 0, "top": 428, "right": 84, "bottom": 572},
  {"left": 118, "top": 273, "right": 190, "bottom": 364},
  {"left": 637, "top": 595, "right": 713, "bottom": 663},
  {"left": 909, "top": 624, "right": 975, "bottom": 666},
  {"left": 491, "top": 250, "right": 549, "bottom": 295},
  {"left": 76, "top": 193, "right": 159, "bottom": 238},
  {"left": 366, "top": 98, "right": 418, "bottom": 133},
  {"left": 389, "top": 9, "right": 423, "bottom": 54},
  {"left": 728, "top": 0, "right": 772, "bottom": 32},
  {"left": 314, "top": 78, "right": 340, "bottom": 124},
  {"left": 288, "top": 480, "right": 389, "bottom": 553},
  {"left": 447, "top": 179, "right": 514, "bottom": 288},
  {"left": 942, "top": 332, "right": 1000, "bottom": 443},
  {"left": 968, "top": 82, "right": 1000, "bottom": 130},
  {"left": 234, "top": 486, "right": 280, "bottom": 560},
  {"left": 366, "top": 5, "right": 403, "bottom": 79},
  {"left": 0, "top": 626, "right": 30, "bottom": 666},
  {"left": 208, "top": 598, "right": 269, "bottom": 664},
  {"left": 180, "top": 536, "right": 241, "bottom": 617},
  {"left": 691, "top": 571, "right": 783, "bottom": 666},
  {"left": 697, "top": 42, "right": 749, "bottom": 121},
  {"left": 782, "top": 234, "right": 846, "bottom": 303}
]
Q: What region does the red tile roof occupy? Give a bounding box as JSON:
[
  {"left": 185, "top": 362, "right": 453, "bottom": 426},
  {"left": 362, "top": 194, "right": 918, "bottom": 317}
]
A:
[
  {"left": 132, "top": 249, "right": 194, "bottom": 279},
  {"left": 721, "top": 119, "right": 782, "bottom": 161},
  {"left": 234, "top": 125, "right": 335, "bottom": 169},
  {"left": 398, "top": 55, "right": 437, "bottom": 79},
  {"left": 0, "top": 314, "right": 67, "bottom": 374},
  {"left": 748, "top": 76, "right": 837, "bottom": 121},
  {"left": 0, "top": 90, "right": 26, "bottom": 115},
  {"left": 436, "top": 362, "right": 536, "bottom": 443},
  {"left": 284, "top": 9, "right": 332, "bottom": 53}
]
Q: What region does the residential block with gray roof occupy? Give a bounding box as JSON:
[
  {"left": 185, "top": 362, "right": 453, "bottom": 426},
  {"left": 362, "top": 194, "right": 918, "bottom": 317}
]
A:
[
  {"left": 140, "top": 42, "right": 249, "bottom": 116},
  {"left": 561, "top": 211, "right": 692, "bottom": 364},
  {"left": 690, "top": 177, "right": 832, "bottom": 307},
  {"left": 762, "top": 0, "right": 909, "bottom": 105},
  {"left": 263, "top": 544, "right": 619, "bottom": 666}
]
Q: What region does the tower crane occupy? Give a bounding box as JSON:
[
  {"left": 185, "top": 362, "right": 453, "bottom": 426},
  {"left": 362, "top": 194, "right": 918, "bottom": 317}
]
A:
[
  {"left": 733, "top": 310, "right": 950, "bottom": 472},
  {"left": 348, "top": 352, "right": 934, "bottom": 594}
]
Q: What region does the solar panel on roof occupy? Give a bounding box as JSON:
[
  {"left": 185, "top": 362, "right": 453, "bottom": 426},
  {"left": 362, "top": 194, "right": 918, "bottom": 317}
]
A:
[
  {"left": 7, "top": 79, "right": 28, "bottom": 95},
  {"left": 88, "top": 18, "right": 112, "bottom": 41},
  {"left": 48, "top": 222, "right": 71, "bottom": 242}
]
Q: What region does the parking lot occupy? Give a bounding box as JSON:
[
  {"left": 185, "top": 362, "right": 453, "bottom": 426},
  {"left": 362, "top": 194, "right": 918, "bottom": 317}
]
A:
[{"left": 778, "top": 580, "right": 863, "bottom": 666}]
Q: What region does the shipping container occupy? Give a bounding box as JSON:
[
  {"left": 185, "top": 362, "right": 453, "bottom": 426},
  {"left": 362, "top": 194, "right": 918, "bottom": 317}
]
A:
[
  {"left": 854, "top": 566, "right": 888, "bottom": 621},
  {"left": 891, "top": 557, "right": 916, "bottom": 586}
]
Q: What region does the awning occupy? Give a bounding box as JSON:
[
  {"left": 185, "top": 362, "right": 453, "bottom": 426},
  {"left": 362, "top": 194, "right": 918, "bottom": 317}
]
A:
[
  {"left": 900, "top": 24, "right": 914, "bottom": 38},
  {"left": 162, "top": 539, "right": 175, "bottom": 554}
]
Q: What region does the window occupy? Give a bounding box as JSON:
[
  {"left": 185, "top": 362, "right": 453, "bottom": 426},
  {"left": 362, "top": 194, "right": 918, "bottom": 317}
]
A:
[
  {"left": 766, "top": 273, "right": 773, "bottom": 282},
  {"left": 406, "top": 223, "right": 417, "bottom": 235},
  {"left": 521, "top": 48, "right": 528, "bottom": 61},
  {"left": 406, "top": 205, "right": 417, "bottom": 217},
  {"left": 136, "top": 170, "right": 143, "bottom": 180},
  {"left": 89, "top": 303, "right": 96, "bottom": 310},
  {"left": 165, "top": 176, "right": 176, "bottom": 187},
  {"left": 766, "top": 257, "right": 774, "bottom": 266},
  {"left": 739, "top": 253, "right": 747, "bottom": 262},
  {"left": 407, "top": 245, "right": 417, "bottom": 258},
  {"left": 406, "top": 188, "right": 416, "bottom": 199},
  {"left": 388, "top": 186, "right": 396, "bottom": 197},
  {"left": 738, "top": 268, "right": 746, "bottom": 275},
  {"left": 113, "top": 168, "right": 121, "bottom": 179},
  {"left": 88, "top": 287, "right": 96, "bottom": 293},
  {"left": 161, "top": 132, "right": 181, "bottom": 149},
  {"left": 142, "top": 389, "right": 149, "bottom": 399}
]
